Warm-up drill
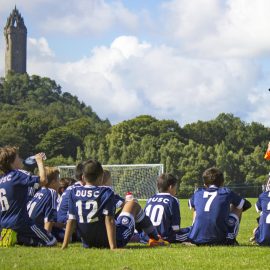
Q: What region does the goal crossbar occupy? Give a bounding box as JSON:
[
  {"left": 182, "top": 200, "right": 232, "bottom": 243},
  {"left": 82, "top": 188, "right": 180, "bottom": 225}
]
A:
[{"left": 57, "top": 164, "right": 163, "bottom": 199}]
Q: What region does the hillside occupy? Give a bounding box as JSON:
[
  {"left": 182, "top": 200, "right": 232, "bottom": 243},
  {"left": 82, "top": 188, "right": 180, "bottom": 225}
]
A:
[{"left": 1, "top": 73, "right": 270, "bottom": 196}]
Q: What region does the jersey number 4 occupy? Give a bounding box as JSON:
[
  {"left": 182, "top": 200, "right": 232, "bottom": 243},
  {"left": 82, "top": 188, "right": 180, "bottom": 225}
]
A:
[
  {"left": 0, "top": 188, "right": 9, "bottom": 211},
  {"left": 203, "top": 191, "right": 217, "bottom": 212}
]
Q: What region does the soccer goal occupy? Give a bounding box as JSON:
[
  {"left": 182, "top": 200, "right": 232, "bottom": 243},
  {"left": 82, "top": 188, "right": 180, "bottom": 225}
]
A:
[{"left": 57, "top": 164, "right": 163, "bottom": 199}]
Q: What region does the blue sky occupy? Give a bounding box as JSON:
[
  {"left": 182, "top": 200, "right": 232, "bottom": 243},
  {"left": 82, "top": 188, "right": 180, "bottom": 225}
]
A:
[{"left": 1, "top": 0, "right": 270, "bottom": 126}]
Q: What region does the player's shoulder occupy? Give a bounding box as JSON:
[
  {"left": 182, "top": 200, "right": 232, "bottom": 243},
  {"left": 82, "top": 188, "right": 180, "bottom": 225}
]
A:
[
  {"left": 98, "top": 185, "right": 114, "bottom": 192},
  {"left": 193, "top": 187, "right": 205, "bottom": 195},
  {"left": 259, "top": 191, "right": 270, "bottom": 199},
  {"left": 218, "top": 186, "right": 232, "bottom": 194},
  {"left": 47, "top": 187, "right": 57, "bottom": 197},
  {"left": 17, "top": 169, "right": 31, "bottom": 176}
]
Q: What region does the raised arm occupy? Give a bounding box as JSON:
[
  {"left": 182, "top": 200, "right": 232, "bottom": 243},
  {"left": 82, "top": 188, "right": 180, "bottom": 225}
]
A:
[{"left": 35, "top": 153, "right": 47, "bottom": 186}]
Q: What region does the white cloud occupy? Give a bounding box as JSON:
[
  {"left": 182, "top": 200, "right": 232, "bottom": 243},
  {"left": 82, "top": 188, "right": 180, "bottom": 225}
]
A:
[
  {"left": 42, "top": 0, "right": 139, "bottom": 35},
  {"left": 28, "top": 37, "right": 55, "bottom": 58},
  {"left": 27, "top": 35, "right": 263, "bottom": 125},
  {"left": 2, "top": 0, "right": 270, "bottom": 127},
  {"left": 162, "top": 0, "right": 270, "bottom": 58}
]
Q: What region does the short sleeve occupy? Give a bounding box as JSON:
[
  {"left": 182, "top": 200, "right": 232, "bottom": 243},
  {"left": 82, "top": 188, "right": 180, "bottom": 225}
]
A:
[
  {"left": 189, "top": 194, "right": 195, "bottom": 210},
  {"left": 171, "top": 198, "right": 180, "bottom": 231},
  {"left": 114, "top": 194, "right": 124, "bottom": 209},
  {"left": 255, "top": 196, "right": 262, "bottom": 213},
  {"left": 68, "top": 189, "right": 76, "bottom": 220},
  {"left": 229, "top": 191, "right": 245, "bottom": 209},
  {"left": 44, "top": 189, "right": 58, "bottom": 222},
  {"left": 102, "top": 190, "right": 116, "bottom": 216},
  {"left": 13, "top": 170, "right": 40, "bottom": 187}
]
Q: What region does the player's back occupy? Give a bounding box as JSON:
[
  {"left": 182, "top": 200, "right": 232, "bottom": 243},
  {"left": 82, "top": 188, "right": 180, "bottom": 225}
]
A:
[
  {"left": 0, "top": 170, "right": 39, "bottom": 229},
  {"left": 57, "top": 181, "right": 82, "bottom": 224},
  {"left": 27, "top": 187, "right": 57, "bottom": 227},
  {"left": 189, "top": 186, "right": 244, "bottom": 244},
  {"left": 68, "top": 185, "right": 115, "bottom": 248},
  {"left": 144, "top": 193, "right": 180, "bottom": 239},
  {"left": 255, "top": 191, "right": 270, "bottom": 245}
]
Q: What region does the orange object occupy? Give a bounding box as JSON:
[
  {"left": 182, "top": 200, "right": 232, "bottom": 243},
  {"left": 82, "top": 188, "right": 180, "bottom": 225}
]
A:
[
  {"left": 265, "top": 151, "right": 270, "bottom": 160},
  {"left": 265, "top": 142, "right": 270, "bottom": 160}
]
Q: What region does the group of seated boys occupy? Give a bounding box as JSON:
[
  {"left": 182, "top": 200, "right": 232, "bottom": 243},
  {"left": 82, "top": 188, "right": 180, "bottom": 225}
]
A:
[{"left": 0, "top": 145, "right": 269, "bottom": 249}]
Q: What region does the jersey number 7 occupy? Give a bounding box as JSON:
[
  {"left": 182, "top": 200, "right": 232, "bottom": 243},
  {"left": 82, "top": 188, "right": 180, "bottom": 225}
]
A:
[{"left": 203, "top": 191, "right": 217, "bottom": 212}]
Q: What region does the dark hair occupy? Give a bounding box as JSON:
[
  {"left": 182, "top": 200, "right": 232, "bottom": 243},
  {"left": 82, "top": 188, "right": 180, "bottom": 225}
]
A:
[
  {"left": 45, "top": 167, "right": 60, "bottom": 186},
  {"left": 75, "top": 162, "right": 83, "bottom": 181},
  {"left": 0, "top": 146, "right": 18, "bottom": 173},
  {"left": 58, "top": 177, "right": 76, "bottom": 195},
  {"left": 202, "top": 167, "right": 224, "bottom": 187},
  {"left": 157, "top": 173, "right": 177, "bottom": 192},
  {"left": 83, "top": 159, "right": 103, "bottom": 183}
]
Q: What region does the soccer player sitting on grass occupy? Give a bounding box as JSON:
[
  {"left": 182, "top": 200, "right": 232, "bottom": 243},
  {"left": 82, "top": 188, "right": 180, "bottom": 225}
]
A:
[
  {"left": 55, "top": 163, "right": 84, "bottom": 242},
  {"left": 27, "top": 167, "right": 59, "bottom": 233},
  {"left": 0, "top": 146, "right": 56, "bottom": 247},
  {"left": 250, "top": 176, "right": 270, "bottom": 245},
  {"left": 143, "top": 173, "right": 191, "bottom": 243},
  {"left": 62, "top": 159, "right": 167, "bottom": 249},
  {"left": 188, "top": 167, "right": 251, "bottom": 245}
]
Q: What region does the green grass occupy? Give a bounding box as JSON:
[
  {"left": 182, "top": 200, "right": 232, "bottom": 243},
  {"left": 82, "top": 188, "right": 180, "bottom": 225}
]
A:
[{"left": 0, "top": 198, "right": 268, "bottom": 270}]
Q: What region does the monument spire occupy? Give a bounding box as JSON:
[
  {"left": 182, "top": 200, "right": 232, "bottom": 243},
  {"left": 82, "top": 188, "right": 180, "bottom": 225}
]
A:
[{"left": 4, "top": 6, "right": 27, "bottom": 75}]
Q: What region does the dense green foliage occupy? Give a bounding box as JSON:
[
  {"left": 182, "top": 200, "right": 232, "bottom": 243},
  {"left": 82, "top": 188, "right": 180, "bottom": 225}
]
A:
[
  {"left": 0, "top": 199, "right": 266, "bottom": 270},
  {"left": 1, "top": 74, "right": 270, "bottom": 197},
  {"left": 0, "top": 73, "right": 110, "bottom": 163}
]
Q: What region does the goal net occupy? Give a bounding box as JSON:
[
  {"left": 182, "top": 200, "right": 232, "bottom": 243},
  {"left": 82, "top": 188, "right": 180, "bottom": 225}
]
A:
[{"left": 57, "top": 164, "right": 163, "bottom": 199}]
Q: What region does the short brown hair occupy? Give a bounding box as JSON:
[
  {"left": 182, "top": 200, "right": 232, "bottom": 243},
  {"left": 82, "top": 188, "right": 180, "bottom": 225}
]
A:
[
  {"left": 0, "top": 146, "right": 18, "bottom": 173},
  {"left": 202, "top": 167, "right": 224, "bottom": 187},
  {"left": 45, "top": 166, "right": 60, "bottom": 185},
  {"left": 157, "top": 173, "right": 178, "bottom": 192},
  {"left": 83, "top": 159, "right": 103, "bottom": 183},
  {"left": 75, "top": 162, "right": 83, "bottom": 181},
  {"left": 58, "top": 177, "right": 76, "bottom": 195}
]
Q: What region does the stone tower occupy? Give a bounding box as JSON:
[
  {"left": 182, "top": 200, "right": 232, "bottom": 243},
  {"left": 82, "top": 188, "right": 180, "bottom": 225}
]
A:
[{"left": 4, "top": 6, "right": 27, "bottom": 75}]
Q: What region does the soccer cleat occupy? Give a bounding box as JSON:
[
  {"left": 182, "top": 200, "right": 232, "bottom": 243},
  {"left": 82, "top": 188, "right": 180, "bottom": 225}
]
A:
[
  {"left": 0, "top": 228, "right": 17, "bottom": 247},
  {"left": 148, "top": 238, "right": 169, "bottom": 247}
]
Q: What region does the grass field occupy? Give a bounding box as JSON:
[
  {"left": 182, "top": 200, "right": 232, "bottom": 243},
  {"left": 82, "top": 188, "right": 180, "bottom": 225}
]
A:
[{"left": 0, "top": 198, "right": 268, "bottom": 270}]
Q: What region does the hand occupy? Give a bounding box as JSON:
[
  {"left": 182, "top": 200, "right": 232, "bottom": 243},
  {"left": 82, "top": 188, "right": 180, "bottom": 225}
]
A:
[{"left": 35, "top": 152, "right": 46, "bottom": 163}]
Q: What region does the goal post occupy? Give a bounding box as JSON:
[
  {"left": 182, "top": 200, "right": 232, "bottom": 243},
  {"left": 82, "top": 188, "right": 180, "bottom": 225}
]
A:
[{"left": 57, "top": 164, "right": 164, "bottom": 199}]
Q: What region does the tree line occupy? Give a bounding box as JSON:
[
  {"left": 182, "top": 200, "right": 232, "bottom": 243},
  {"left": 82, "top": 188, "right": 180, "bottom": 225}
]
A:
[{"left": 1, "top": 73, "right": 270, "bottom": 197}]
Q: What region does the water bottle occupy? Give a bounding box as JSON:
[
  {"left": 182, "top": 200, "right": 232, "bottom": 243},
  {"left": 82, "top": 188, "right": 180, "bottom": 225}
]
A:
[
  {"left": 125, "top": 191, "right": 134, "bottom": 202},
  {"left": 23, "top": 153, "right": 46, "bottom": 167}
]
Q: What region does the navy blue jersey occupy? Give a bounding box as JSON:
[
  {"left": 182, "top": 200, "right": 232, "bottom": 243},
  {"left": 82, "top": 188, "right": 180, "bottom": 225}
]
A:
[
  {"left": 27, "top": 187, "right": 58, "bottom": 227},
  {"left": 0, "top": 170, "right": 40, "bottom": 230},
  {"left": 144, "top": 193, "right": 180, "bottom": 240},
  {"left": 114, "top": 194, "right": 124, "bottom": 209},
  {"left": 255, "top": 191, "right": 270, "bottom": 245},
  {"left": 188, "top": 186, "right": 244, "bottom": 244},
  {"left": 68, "top": 185, "right": 115, "bottom": 248},
  {"left": 57, "top": 181, "right": 83, "bottom": 224}
]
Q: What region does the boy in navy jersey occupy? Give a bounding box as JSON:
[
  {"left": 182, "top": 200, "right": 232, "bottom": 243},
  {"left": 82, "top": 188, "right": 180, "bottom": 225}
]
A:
[
  {"left": 62, "top": 159, "right": 166, "bottom": 249},
  {"left": 251, "top": 178, "right": 270, "bottom": 245},
  {"left": 0, "top": 146, "right": 56, "bottom": 247},
  {"left": 188, "top": 167, "right": 251, "bottom": 245},
  {"left": 27, "top": 167, "right": 59, "bottom": 232},
  {"left": 144, "top": 173, "right": 190, "bottom": 243},
  {"left": 57, "top": 163, "right": 84, "bottom": 225}
]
